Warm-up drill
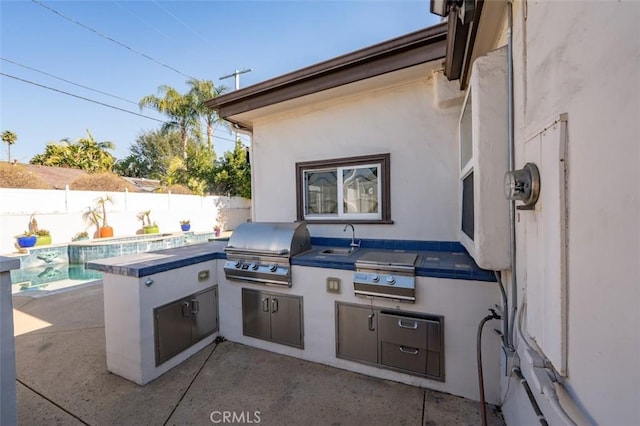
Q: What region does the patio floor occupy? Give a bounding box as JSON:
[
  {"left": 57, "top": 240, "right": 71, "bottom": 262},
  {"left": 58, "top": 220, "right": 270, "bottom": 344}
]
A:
[{"left": 12, "top": 284, "right": 504, "bottom": 426}]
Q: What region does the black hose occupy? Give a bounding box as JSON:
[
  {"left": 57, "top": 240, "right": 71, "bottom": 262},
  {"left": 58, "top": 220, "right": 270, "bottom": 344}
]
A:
[
  {"left": 477, "top": 309, "right": 500, "bottom": 426},
  {"left": 513, "top": 367, "right": 549, "bottom": 425}
]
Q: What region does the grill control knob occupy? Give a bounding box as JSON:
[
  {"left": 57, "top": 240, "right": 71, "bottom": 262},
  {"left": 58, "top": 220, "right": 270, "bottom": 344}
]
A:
[
  {"left": 372, "top": 275, "right": 380, "bottom": 283},
  {"left": 234, "top": 261, "right": 241, "bottom": 268},
  {"left": 269, "top": 264, "right": 278, "bottom": 272},
  {"left": 250, "top": 263, "right": 259, "bottom": 270},
  {"left": 386, "top": 275, "right": 396, "bottom": 285}
]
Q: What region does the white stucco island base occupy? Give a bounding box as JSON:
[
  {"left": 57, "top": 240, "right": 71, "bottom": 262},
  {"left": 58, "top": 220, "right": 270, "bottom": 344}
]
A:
[{"left": 95, "top": 249, "right": 501, "bottom": 404}]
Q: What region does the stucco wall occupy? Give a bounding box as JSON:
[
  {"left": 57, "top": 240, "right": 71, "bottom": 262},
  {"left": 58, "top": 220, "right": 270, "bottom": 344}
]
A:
[
  {"left": 500, "top": 1, "right": 640, "bottom": 425},
  {"left": 250, "top": 72, "right": 463, "bottom": 241}
]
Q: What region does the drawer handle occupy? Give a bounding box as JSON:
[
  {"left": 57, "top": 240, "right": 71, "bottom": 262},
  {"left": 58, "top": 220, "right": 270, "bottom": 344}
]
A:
[
  {"left": 399, "top": 346, "right": 419, "bottom": 355},
  {"left": 398, "top": 319, "right": 418, "bottom": 330}
]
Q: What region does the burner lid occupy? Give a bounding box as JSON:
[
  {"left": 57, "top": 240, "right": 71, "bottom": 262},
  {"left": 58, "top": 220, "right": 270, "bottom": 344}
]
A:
[{"left": 356, "top": 251, "right": 418, "bottom": 267}]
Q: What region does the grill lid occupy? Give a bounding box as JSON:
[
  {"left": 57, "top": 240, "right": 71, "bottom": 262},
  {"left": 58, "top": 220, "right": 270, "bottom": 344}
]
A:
[{"left": 224, "top": 222, "right": 311, "bottom": 258}]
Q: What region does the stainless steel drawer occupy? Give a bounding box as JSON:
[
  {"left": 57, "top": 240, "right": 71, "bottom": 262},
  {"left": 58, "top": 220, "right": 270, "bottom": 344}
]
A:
[
  {"left": 380, "top": 341, "right": 427, "bottom": 375},
  {"left": 378, "top": 313, "right": 428, "bottom": 348}
]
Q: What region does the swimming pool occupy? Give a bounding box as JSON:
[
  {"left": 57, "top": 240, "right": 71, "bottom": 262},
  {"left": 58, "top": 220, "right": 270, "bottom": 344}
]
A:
[{"left": 10, "top": 231, "right": 219, "bottom": 295}]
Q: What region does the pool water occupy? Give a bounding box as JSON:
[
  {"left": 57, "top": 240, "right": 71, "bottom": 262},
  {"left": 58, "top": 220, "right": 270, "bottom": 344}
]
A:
[{"left": 11, "top": 264, "right": 103, "bottom": 295}]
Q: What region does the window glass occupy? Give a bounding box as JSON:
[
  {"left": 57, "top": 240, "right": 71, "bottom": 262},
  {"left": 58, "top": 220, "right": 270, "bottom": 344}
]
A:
[
  {"left": 305, "top": 170, "right": 337, "bottom": 215},
  {"left": 343, "top": 167, "right": 378, "bottom": 214},
  {"left": 296, "top": 153, "right": 390, "bottom": 223}
]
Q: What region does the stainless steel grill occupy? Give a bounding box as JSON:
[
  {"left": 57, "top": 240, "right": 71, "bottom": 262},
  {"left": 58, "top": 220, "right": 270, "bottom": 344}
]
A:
[
  {"left": 223, "top": 222, "right": 311, "bottom": 287},
  {"left": 354, "top": 251, "right": 418, "bottom": 302}
]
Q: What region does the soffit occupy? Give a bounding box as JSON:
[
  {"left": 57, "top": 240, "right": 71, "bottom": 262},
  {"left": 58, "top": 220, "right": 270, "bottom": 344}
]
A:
[
  {"left": 228, "top": 62, "right": 442, "bottom": 129},
  {"left": 207, "top": 23, "right": 448, "bottom": 130}
]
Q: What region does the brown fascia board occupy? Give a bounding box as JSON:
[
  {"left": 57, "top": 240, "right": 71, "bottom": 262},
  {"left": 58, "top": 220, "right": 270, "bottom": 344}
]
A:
[
  {"left": 459, "top": 0, "right": 485, "bottom": 90},
  {"left": 206, "top": 22, "right": 448, "bottom": 123},
  {"left": 444, "top": 10, "right": 469, "bottom": 81}
]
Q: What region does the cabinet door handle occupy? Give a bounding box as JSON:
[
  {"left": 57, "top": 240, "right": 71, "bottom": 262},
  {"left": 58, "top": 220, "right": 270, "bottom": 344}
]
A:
[
  {"left": 368, "top": 313, "right": 375, "bottom": 331},
  {"left": 398, "top": 319, "right": 418, "bottom": 330},
  {"left": 182, "top": 301, "right": 191, "bottom": 318},
  {"left": 271, "top": 298, "right": 279, "bottom": 313},
  {"left": 399, "top": 346, "right": 419, "bottom": 355},
  {"left": 190, "top": 298, "right": 200, "bottom": 315},
  {"left": 262, "top": 297, "right": 270, "bottom": 312}
]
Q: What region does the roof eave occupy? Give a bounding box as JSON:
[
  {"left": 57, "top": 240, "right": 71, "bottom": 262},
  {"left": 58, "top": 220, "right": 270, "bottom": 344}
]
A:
[{"left": 206, "top": 22, "right": 448, "bottom": 124}]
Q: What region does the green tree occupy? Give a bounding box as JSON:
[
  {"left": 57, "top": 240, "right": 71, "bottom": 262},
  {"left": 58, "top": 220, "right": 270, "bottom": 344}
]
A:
[
  {"left": 212, "top": 139, "right": 251, "bottom": 198},
  {"left": 115, "top": 129, "right": 183, "bottom": 178},
  {"left": 187, "top": 78, "right": 229, "bottom": 154},
  {"left": 1, "top": 130, "right": 17, "bottom": 163},
  {"left": 30, "top": 130, "right": 115, "bottom": 172},
  {"left": 139, "top": 85, "right": 200, "bottom": 159}
]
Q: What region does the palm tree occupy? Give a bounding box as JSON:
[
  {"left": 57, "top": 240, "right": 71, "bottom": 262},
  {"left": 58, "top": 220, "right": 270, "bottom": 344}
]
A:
[
  {"left": 30, "top": 131, "right": 115, "bottom": 172},
  {"left": 1, "top": 130, "right": 17, "bottom": 162},
  {"left": 139, "top": 86, "right": 200, "bottom": 159},
  {"left": 187, "top": 79, "right": 230, "bottom": 154}
]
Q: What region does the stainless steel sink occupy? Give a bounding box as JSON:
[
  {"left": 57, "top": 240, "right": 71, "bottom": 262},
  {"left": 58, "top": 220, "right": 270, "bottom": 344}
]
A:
[{"left": 319, "top": 248, "right": 356, "bottom": 255}]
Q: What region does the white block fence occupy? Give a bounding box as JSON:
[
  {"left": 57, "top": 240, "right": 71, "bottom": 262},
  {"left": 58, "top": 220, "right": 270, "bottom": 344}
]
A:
[{"left": 0, "top": 188, "right": 251, "bottom": 255}]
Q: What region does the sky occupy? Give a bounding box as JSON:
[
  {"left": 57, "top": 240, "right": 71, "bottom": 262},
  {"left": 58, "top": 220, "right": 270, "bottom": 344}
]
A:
[{"left": 1, "top": 0, "right": 440, "bottom": 163}]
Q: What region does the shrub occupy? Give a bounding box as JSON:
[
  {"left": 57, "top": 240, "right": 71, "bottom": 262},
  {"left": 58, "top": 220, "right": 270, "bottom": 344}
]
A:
[
  {"left": 0, "top": 162, "right": 49, "bottom": 189},
  {"left": 155, "top": 184, "right": 193, "bottom": 195},
  {"left": 70, "top": 172, "right": 136, "bottom": 192}
]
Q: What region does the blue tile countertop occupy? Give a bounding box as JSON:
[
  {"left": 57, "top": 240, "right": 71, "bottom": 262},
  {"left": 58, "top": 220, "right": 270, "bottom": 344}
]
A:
[
  {"left": 86, "top": 241, "right": 228, "bottom": 278},
  {"left": 294, "top": 237, "right": 496, "bottom": 282},
  {"left": 86, "top": 237, "right": 496, "bottom": 282}
]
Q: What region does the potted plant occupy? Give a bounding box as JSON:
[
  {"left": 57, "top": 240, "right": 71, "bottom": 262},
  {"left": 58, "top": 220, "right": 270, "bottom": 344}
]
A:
[
  {"left": 82, "top": 206, "right": 102, "bottom": 238},
  {"left": 213, "top": 225, "right": 221, "bottom": 238},
  {"left": 15, "top": 231, "right": 37, "bottom": 248},
  {"left": 138, "top": 210, "right": 159, "bottom": 234},
  {"left": 35, "top": 229, "right": 52, "bottom": 246},
  {"left": 96, "top": 194, "right": 115, "bottom": 238},
  {"left": 180, "top": 220, "right": 191, "bottom": 232},
  {"left": 72, "top": 231, "right": 89, "bottom": 242}
]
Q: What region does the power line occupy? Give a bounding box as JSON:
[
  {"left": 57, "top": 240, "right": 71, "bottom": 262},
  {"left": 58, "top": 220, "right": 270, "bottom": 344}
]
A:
[
  {"left": 0, "top": 72, "right": 165, "bottom": 123},
  {"left": 1, "top": 72, "right": 239, "bottom": 145},
  {"left": 113, "top": 1, "right": 173, "bottom": 42},
  {"left": 0, "top": 57, "right": 138, "bottom": 105},
  {"left": 31, "top": 0, "right": 197, "bottom": 80},
  {"left": 152, "top": 0, "right": 214, "bottom": 48}
]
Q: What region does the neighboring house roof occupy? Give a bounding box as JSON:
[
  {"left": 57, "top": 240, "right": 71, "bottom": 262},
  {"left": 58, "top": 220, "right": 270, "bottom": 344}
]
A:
[
  {"left": 11, "top": 163, "right": 161, "bottom": 192},
  {"left": 121, "top": 177, "right": 162, "bottom": 193},
  {"left": 206, "top": 22, "right": 448, "bottom": 130},
  {"left": 21, "top": 164, "right": 89, "bottom": 190}
]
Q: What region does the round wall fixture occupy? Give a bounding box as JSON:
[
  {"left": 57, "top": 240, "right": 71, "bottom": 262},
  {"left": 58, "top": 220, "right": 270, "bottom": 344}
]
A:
[{"left": 504, "top": 163, "right": 540, "bottom": 208}]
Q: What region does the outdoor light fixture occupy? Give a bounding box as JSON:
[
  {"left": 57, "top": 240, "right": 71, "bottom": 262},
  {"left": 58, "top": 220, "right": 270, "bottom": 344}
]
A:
[
  {"left": 430, "top": 0, "right": 454, "bottom": 17},
  {"left": 430, "top": 0, "right": 476, "bottom": 24},
  {"left": 504, "top": 163, "right": 540, "bottom": 210}
]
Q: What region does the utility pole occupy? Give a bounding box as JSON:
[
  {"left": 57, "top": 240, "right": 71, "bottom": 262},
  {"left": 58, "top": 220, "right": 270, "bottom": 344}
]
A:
[
  {"left": 220, "top": 68, "right": 252, "bottom": 91},
  {"left": 220, "top": 68, "right": 252, "bottom": 146}
]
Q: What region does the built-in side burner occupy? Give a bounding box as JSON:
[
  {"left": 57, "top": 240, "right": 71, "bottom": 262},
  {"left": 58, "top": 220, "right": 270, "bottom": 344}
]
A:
[{"left": 354, "top": 251, "right": 418, "bottom": 302}]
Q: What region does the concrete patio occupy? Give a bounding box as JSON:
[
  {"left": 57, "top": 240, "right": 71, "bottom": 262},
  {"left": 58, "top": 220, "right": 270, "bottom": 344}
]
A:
[{"left": 12, "top": 283, "right": 504, "bottom": 425}]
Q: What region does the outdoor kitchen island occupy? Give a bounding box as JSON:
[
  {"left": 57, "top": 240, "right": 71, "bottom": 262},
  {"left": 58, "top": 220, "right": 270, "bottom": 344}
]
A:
[{"left": 88, "top": 234, "right": 501, "bottom": 404}]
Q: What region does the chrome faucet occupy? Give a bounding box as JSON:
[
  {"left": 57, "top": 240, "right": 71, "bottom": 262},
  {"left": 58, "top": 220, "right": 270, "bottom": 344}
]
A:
[{"left": 343, "top": 224, "right": 360, "bottom": 251}]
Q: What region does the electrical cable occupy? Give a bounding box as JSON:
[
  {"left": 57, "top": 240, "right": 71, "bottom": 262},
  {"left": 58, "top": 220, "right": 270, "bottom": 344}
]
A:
[
  {"left": 1, "top": 72, "right": 165, "bottom": 123},
  {"left": 0, "top": 57, "right": 138, "bottom": 105},
  {"left": 31, "top": 0, "right": 196, "bottom": 80},
  {"left": 1, "top": 72, "right": 238, "bottom": 145}
]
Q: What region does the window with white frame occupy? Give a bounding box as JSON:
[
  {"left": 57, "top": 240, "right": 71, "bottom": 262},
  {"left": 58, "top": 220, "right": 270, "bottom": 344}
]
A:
[{"left": 296, "top": 154, "right": 391, "bottom": 223}]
